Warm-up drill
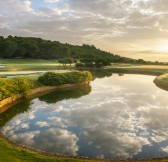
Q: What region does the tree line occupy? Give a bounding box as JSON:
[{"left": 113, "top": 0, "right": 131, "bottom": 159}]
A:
[{"left": 0, "top": 35, "right": 167, "bottom": 66}]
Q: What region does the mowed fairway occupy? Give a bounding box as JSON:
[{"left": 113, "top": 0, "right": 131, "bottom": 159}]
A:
[
  {"left": 105, "top": 64, "right": 168, "bottom": 75},
  {"left": 0, "top": 59, "right": 75, "bottom": 71}
]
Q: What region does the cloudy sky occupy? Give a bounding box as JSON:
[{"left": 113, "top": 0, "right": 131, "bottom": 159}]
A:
[{"left": 1, "top": 0, "right": 168, "bottom": 61}]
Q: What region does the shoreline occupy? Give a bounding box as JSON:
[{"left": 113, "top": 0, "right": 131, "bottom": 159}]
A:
[
  {"left": 0, "top": 81, "right": 90, "bottom": 114},
  {"left": 154, "top": 74, "right": 168, "bottom": 91},
  {"left": 0, "top": 131, "right": 95, "bottom": 162},
  {"left": 1, "top": 130, "right": 168, "bottom": 162},
  {"left": 104, "top": 67, "right": 168, "bottom": 92},
  {"left": 1, "top": 69, "right": 168, "bottom": 161}
]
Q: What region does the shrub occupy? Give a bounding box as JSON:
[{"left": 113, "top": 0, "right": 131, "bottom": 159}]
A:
[
  {"left": 38, "top": 71, "right": 92, "bottom": 86},
  {"left": 75, "top": 63, "right": 85, "bottom": 68},
  {"left": 0, "top": 77, "right": 33, "bottom": 101}
]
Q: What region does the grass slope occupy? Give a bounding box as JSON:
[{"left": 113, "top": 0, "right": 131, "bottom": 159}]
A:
[
  {"left": 105, "top": 65, "right": 168, "bottom": 75},
  {"left": 1, "top": 137, "right": 168, "bottom": 162},
  {"left": 0, "top": 59, "right": 58, "bottom": 64},
  {"left": 156, "top": 73, "right": 168, "bottom": 83},
  {"left": 0, "top": 59, "right": 74, "bottom": 71},
  {"left": 0, "top": 137, "right": 91, "bottom": 162}
]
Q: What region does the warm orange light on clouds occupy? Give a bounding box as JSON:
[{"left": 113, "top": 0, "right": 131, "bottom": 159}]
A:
[
  {"left": 0, "top": 0, "right": 168, "bottom": 61},
  {"left": 106, "top": 40, "right": 168, "bottom": 61}
]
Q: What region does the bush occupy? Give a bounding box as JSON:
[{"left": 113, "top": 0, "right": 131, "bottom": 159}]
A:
[
  {"left": 75, "top": 63, "right": 85, "bottom": 68},
  {"left": 0, "top": 77, "right": 33, "bottom": 101},
  {"left": 38, "top": 71, "right": 92, "bottom": 86}
]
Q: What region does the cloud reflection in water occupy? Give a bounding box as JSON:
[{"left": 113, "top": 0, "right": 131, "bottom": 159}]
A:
[{"left": 2, "top": 74, "right": 168, "bottom": 159}]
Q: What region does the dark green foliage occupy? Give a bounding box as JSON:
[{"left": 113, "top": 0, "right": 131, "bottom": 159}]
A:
[
  {"left": 39, "top": 86, "right": 91, "bottom": 104},
  {"left": 0, "top": 100, "right": 30, "bottom": 127},
  {"left": 80, "top": 58, "right": 95, "bottom": 64},
  {"left": 58, "top": 58, "right": 67, "bottom": 66},
  {"left": 75, "top": 63, "right": 85, "bottom": 68},
  {"left": 38, "top": 71, "right": 92, "bottom": 86},
  {"left": 0, "top": 35, "right": 136, "bottom": 64},
  {"left": 77, "top": 57, "right": 111, "bottom": 68},
  {"left": 58, "top": 57, "right": 74, "bottom": 66},
  {"left": 0, "top": 77, "right": 33, "bottom": 101},
  {"left": 0, "top": 35, "right": 166, "bottom": 65}
]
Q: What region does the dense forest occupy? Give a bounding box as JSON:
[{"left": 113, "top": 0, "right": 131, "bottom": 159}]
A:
[{"left": 0, "top": 35, "right": 166, "bottom": 65}]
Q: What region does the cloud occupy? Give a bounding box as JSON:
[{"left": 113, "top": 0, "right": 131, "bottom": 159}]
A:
[
  {"left": 2, "top": 74, "right": 168, "bottom": 158},
  {"left": 1, "top": 0, "right": 168, "bottom": 61},
  {"left": 0, "top": 0, "right": 32, "bottom": 15},
  {"left": 161, "top": 146, "right": 168, "bottom": 153},
  {"left": 48, "top": 117, "right": 68, "bottom": 127},
  {"left": 44, "top": 0, "right": 60, "bottom": 3},
  {"left": 19, "top": 123, "right": 29, "bottom": 129},
  {"left": 35, "top": 121, "right": 49, "bottom": 127},
  {"left": 8, "top": 128, "right": 78, "bottom": 155},
  {"left": 10, "top": 131, "right": 40, "bottom": 146},
  {"left": 82, "top": 128, "right": 149, "bottom": 159},
  {"left": 33, "top": 128, "right": 79, "bottom": 155}
]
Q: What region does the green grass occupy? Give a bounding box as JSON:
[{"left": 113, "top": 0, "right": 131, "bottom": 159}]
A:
[
  {"left": 0, "top": 137, "right": 93, "bottom": 162},
  {"left": 1, "top": 62, "right": 168, "bottom": 161},
  {"left": 0, "top": 59, "right": 59, "bottom": 64},
  {"left": 105, "top": 65, "right": 168, "bottom": 76},
  {"left": 1, "top": 136, "right": 168, "bottom": 162},
  {"left": 156, "top": 73, "right": 168, "bottom": 83},
  {"left": 0, "top": 59, "right": 75, "bottom": 71},
  {"left": 104, "top": 65, "right": 168, "bottom": 91}
]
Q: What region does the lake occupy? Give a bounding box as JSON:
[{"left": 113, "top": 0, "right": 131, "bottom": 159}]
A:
[{"left": 1, "top": 73, "right": 168, "bottom": 160}]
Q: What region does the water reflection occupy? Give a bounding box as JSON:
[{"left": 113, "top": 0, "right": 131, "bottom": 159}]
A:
[
  {"left": 1, "top": 74, "right": 168, "bottom": 159},
  {"left": 39, "top": 85, "right": 91, "bottom": 103},
  {"left": 87, "top": 69, "right": 113, "bottom": 80},
  {"left": 0, "top": 100, "right": 30, "bottom": 127}
]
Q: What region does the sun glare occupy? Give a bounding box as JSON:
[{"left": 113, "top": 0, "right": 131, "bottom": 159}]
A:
[{"left": 158, "top": 41, "right": 168, "bottom": 52}]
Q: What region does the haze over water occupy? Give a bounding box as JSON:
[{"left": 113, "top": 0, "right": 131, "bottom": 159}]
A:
[{"left": 1, "top": 74, "right": 168, "bottom": 160}]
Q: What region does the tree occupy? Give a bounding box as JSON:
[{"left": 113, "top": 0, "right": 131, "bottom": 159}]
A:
[
  {"left": 0, "top": 36, "right": 6, "bottom": 58},
  {"left": 5, "top": 40, "right": 17, "bottom": 58},
  {"left": 66, "top": 58, "right": 74, "bottom": 67},
  {"left": 58, "top": 59, "right": 67, "bottom": 66},
  {"left": 22, "top": 42, "right": 39, "bottom": 58},
  {"left": 0, "top": 35, "right": 159, "bottom": 65},
  {"left": 136, "top": 59, "right": 145, "bottom": 64}
]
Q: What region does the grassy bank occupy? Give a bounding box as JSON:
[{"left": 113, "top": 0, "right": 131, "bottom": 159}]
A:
[
  {"left": 104, "top": 65, "right": 168, "bottom": 76},
  {"left": 104, "top": 65, "right": 168, "bottom": 91},
  {"left": 0, "top": 59, "right": 75, "bottom": 71},
  {"left": 154, "top": 73, "right": 168, "bottom": 91},
  {"left": 155, "top": 73, "right": 168, "bottom": 83},
  {"left": 1, "top": 135, "right": 168, "bottom": 162},
  {"left": 0, "top": 71, "right": 93, "bottom": 161},
  {"left": 0, "top": 71, "right": 92, "bottom": 112},
  {"left": 1, "top": 65, "right": 168, "bottom": 162},
  {"left": 0, "top": 136, "right": 93, "bottom": 162}
]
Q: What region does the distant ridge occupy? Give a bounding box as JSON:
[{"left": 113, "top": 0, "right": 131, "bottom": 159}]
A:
[{"left": 0, "top": 35, "right": 165, "bottom": 65}]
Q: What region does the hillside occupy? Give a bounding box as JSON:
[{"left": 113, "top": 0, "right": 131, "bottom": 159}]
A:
[
  {"left": 0, "top": 36, "right": 166, "bottom": 66},
  {"left": 0, "top": 36, "right": 135, "bottom": 63}
]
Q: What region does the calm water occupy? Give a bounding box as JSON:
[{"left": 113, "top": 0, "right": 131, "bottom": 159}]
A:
[{"left": 1, "top": 74, "right": 168, "bottom": 160}]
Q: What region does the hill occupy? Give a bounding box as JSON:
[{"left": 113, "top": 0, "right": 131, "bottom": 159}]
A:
[{"left": 0, "top": 35, "right": 166, "bottom": 65}]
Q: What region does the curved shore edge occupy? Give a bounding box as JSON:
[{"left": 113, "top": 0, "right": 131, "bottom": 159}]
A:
[
  {"left": 106, "top": 67, "right": 168, "bottom": 91},
  {"left": 1, "top": 69, "right": 168, "bottom": 162},
  {"left": 154, "top": 74, "right": 168, "bottom": 91},
  {"left": 1, "top": 130, "right": 168, "bottom": 162},
  {"left": 0, "top": 81, "right": 90, "bottom": 114}
]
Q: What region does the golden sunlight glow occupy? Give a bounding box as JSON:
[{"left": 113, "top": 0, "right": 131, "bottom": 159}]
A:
[{"left": 158, "top": 41, "right": 168, "bottom": 52}]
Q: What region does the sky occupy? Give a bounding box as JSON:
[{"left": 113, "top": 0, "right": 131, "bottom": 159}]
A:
[{"left": 1, "top": 0, "right": 168, "bottom": 61}]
